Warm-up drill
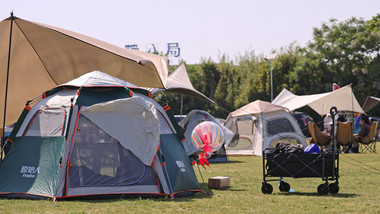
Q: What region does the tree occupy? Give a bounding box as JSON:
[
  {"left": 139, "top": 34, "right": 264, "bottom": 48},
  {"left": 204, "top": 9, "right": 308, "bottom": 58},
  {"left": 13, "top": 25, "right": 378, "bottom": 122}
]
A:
[{"left": 297, "top": 15, "right": 380, "bottom": 98}]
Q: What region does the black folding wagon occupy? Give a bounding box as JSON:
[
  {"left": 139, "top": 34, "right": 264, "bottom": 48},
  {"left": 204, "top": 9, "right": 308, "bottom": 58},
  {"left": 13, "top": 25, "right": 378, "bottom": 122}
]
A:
[
  {"left": 261, "top": 107, "right": 340, "bottom": 195},
  {"left": 261, "top": 147, "right": 339, "bottom": 195}
]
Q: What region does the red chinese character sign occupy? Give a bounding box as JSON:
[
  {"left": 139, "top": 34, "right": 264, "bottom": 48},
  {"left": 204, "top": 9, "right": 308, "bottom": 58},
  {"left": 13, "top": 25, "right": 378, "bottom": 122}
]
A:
[{"left": 191, "top": 121, "right": 224, "bottom": 169}]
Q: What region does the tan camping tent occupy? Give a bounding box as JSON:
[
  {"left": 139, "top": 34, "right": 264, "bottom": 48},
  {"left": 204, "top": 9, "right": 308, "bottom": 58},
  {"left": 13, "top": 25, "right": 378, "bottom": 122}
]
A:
[
  {"left": 224, "top": 100, "right": 307, "bottom": 156},
  {"left": 272, "top": 85, "right": 364, "bottom": 115},
  {"left": 0, "top": 16, "right": 169, "bottom": 126}
]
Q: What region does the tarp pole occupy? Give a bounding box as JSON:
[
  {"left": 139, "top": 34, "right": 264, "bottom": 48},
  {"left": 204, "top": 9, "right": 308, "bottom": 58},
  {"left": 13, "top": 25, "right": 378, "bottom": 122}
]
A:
[
  {"left": 180, "top": 94, "right": 183, "bottom": 116},
  {"left": 1, "top": 12, "right": 14, "bottom": 159},
  {"left": 352, "top": 87, "right": 354, "bottom": 113}
]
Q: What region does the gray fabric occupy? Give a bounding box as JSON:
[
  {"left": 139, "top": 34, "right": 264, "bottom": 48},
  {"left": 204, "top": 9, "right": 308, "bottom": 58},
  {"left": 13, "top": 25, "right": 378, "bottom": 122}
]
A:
[
  {"left": 62, "top": 71, "right": 137, "bottom": 88},
  {"left": 58, "top": 71, "right": 175, "bottom": 135},
  {"left": 24, "top": 107, "right": 66, "bottom": 136},
  {"left": 82, "top": 97, "right": 160, "bottom": 166},
  {"left": 17, "top": 89, "right": 76, "bottom": 137}
]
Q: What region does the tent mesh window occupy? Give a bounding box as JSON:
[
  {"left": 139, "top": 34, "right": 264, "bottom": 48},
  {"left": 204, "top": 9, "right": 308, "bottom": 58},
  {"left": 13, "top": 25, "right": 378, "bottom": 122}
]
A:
[
  {"left": 68, "top": 115, "right": 158, "bottom": 187},
  {"left": 267, "top": 118, "right": 295, "bottom": 136},
  {"left": 23, "top": 106, "right": 66, "bottom": 136},
  {"left": 227, "top": 117, "right": 255, "bottom": 150}
]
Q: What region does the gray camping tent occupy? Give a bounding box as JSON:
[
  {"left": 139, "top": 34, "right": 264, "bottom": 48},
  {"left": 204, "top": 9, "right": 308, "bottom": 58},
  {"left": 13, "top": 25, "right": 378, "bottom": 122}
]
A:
[
  {"left": 0, "top": 71, "right": 202, "bottom": 200},
  {"left": 179, "top": 110, "right": 235, "bottom": 162}
]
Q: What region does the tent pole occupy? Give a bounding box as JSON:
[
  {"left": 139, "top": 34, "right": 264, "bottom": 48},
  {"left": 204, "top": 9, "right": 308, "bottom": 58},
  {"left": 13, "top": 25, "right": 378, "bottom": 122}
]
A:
[
  {"left": 180, "top": 94, "right": 183, "bottom": 116},
  {"left": 362, "top": 97, "right": 369, "bottom": 112},
  {"left": 158, "top": 150, "right": 174, "bottom": 198},
  {"left": 1, "top": 12, "right": 14, "bottom": 159}
]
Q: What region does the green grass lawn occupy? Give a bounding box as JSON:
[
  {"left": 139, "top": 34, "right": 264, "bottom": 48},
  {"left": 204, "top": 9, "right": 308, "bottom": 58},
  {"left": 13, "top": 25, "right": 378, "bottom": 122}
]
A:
[{"left": 0, "top": 152, "right": 379, "bottom": 213}]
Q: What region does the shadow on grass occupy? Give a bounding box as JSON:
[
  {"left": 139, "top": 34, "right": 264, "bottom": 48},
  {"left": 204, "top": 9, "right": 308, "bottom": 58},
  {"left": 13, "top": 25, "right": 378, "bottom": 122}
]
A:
[
  {"left": 275, "top": 192, "right": 357, "bottom": 198},
  {"left": 201, "top": 185, "right": 246, "bottom": 197},
  {"left": 223, "top": 188, "right": 246, "bottom": 191},
  {"left": 63, "top": 183, "right": 240, "bottom": 203},
  {"left": 208, "top": 160, "right": 245, "bottom": 164},
  {"left": 63, "top": 191, "right": 210, "bottom": 203}
]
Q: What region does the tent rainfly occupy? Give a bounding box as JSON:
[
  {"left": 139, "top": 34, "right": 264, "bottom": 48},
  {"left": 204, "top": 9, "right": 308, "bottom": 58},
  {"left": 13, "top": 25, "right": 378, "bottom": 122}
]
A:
[{"left": 272, "top": 85, "right": 364, "bottom": 115}]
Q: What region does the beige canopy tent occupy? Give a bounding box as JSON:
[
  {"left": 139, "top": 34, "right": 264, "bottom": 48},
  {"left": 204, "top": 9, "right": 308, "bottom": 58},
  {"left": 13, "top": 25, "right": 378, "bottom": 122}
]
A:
[
  {"left": 360, "top": 96, "right": 380, "bottom": 112},
  {"left": 148, "top": 63, "right": 215, "bottom": 104},
  {"left": 272, "top": 85, "right": 364, "bottom": 115},
  {"left": 0, "top": 15, "right": 169, "bottom": 126}
]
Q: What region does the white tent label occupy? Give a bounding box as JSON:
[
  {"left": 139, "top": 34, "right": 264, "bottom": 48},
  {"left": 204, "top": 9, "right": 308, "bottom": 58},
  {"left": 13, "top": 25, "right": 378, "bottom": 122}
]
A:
[
  {"left": 20, "top": 166, "right": 40, "bottom": 178},
  {"left": 176, "top": 161, "right": 186, "bottom": 172}
]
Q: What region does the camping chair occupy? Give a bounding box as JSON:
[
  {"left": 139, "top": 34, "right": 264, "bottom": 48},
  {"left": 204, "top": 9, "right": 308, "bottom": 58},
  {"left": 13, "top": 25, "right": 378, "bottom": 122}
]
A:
[
  {"left": 335, "top": 121, "right": 354, "bottom": 152},
  {"left": 307, "top": 122, "right": 330, "bottom": 147},
  {"left": 359, "top": 121, "right": 378, "bottom": 153}
]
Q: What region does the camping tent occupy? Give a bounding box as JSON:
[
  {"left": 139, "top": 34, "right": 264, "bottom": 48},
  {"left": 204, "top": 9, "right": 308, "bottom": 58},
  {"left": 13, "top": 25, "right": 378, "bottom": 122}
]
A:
[
  {"left": 147, "top": 63, "right": 215, "bottom": 104},
  {"left": 0, "top": 15, "right": 169, "bottom": 127},
  {"left": 272, "top": 85, "right": 364, "bottom": 115},
  {"left": 179, "top": 110, "right": 235, "bottom": 162},
  {"left": 0, "top": 71, "right": 202, "bottom": 200},
  {"left": 224, "top": 100, "right": 307, "bottom": 156}
]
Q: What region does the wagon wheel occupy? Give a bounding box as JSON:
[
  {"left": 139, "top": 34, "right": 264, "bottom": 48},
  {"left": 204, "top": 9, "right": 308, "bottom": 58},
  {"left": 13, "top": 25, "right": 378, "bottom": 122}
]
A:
[
  {"left": 317, "top": 183, "right": 329, "bottom": 195},
  {"left": 261, "top": 182, "right": 273, "bottom": 194},
  {"left": 328, "top": 182, "right": 339, "bottom": 194},
  {"left": 279, "top": 181, "right": 290, "bottom": 192}
]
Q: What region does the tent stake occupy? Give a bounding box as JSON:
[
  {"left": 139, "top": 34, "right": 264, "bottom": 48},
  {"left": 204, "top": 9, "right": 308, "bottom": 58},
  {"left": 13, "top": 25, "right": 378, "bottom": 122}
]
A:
[{"left": 1, "top": 12, "right": 14, "bottom": 159}]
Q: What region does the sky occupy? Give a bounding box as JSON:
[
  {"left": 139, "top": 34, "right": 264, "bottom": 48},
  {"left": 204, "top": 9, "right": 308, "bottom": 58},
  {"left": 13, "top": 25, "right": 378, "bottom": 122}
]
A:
[{"left": 1, "top": 0, "right": 379, "bottom": 65}]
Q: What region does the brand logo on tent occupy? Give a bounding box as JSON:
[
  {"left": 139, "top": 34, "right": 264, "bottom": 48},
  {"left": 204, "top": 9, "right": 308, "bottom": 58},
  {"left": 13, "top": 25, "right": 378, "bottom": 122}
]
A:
[
  {"left": 176, "top": 161, "right": 186, "bottom": 172},
  {"left": 20, "top": 166, "right": 40, "bottom": 178}
]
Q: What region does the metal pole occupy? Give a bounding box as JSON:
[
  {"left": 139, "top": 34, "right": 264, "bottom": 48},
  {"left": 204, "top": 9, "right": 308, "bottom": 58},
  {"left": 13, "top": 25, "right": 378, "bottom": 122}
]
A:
[
  {"left": 270, "top": 60, "right": 273, "bottom": 102},
  {"left": 180, "top": 94, "right": 183, "bottom": 117},
  {"left": 1, "top": 12, "right": 14, "bottom": 159}
]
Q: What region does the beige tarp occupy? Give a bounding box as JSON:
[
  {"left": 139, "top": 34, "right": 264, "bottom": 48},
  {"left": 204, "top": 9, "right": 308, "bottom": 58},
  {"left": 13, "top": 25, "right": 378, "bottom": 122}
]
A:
[
  {"left": 0, "top": 16, "right": 169, "bottom": 126},
  {"left": 228, "top": 99, "right": 288, "bottom": 118},
  {"left": 360, "top": 96, "right": 380, "bottom": 112},
  {"left": 148, "top": 63, "right": 215, "bottom": 104},
  {"left": 272, "top": 85, "right": 364, "bottom": 115}
]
